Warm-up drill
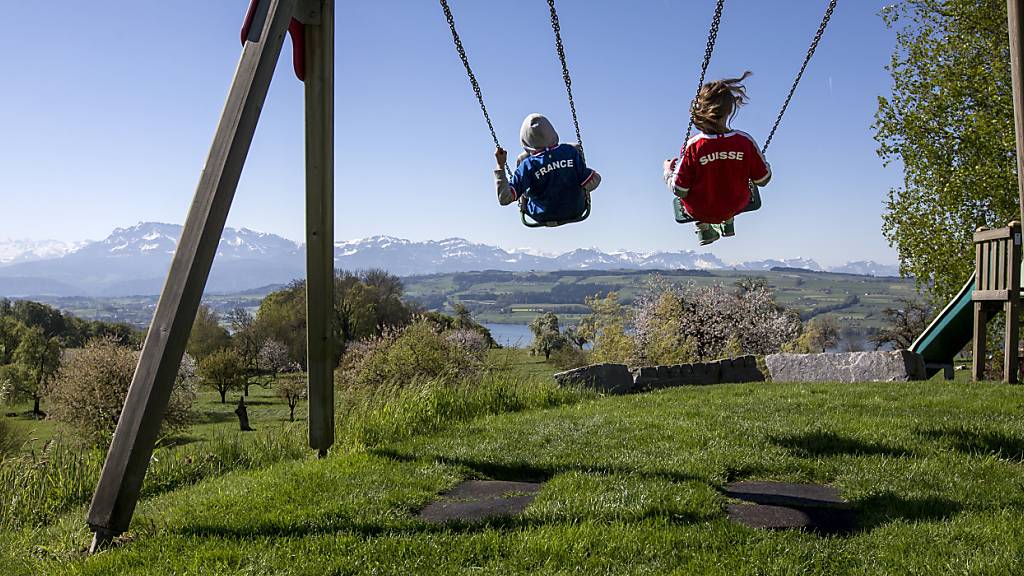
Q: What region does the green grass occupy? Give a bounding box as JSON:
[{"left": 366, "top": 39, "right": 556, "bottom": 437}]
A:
[{"left": 4, "top": 373, "right": 1024, "bottom": 574}]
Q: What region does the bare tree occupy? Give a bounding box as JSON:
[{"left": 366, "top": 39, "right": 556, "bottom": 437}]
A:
[{"left": 870, "top": 298, "right": 933, "bottom": 350}]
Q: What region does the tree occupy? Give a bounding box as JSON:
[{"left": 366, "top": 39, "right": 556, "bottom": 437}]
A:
[
  {"left": 7, "top": 326, "right": 62, "bottom": 417},
  {"left": 228, "top": 307, "right": 264, "bottom": 396},
  {"left": 0, "top": 316, "right": 23, "bottom": 365},
  {"left": 46, "top": 337, "right": 195, "bottom": 446},
  {"left": 188, "top": 305, "right": 231, "bottom": 361},
  {"left": 579, "top": 292, "right": 635, "bottom": 364},
  {"left": 275, "top": 376, "right": 306, "bottom": 422},
  {"left": 785, "top": 316, "right": 842, "bottom": 354},
  {"left": 257, "top": 281, "right": 308, "bottom": 368},
  {"left": 529, "top": 312, "right": 567, "bottom": 360},
  {"left": 451, "top": 303, "right": 498, "bottom": 348},
  {"left": 258, "top": 339, "right": 294, "bottom": 382},
  {"left": 199, "top": 349, "right": 246, "bottom": 403},
  {"left": 875, "top": 0, "right": 1017, "bottom": 302},
  {"left": 562, "top": 325, "right": 588, "bottom": 349},
  {"left": 11, "top": 300, "right": 66, "bottom": 339},
  {"left": 870, "top": 298, "right": 933, "bottom": 350}
]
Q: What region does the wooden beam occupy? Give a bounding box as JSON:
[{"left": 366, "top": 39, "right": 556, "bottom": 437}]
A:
[
  {"left": 1009, "top": 0, "right": 1024, "bottom": 225},
  {"left": 972, "top": 289, "right": 1013, "bottom": 302},
  {"left": 305, "top": 0, "right": 335, "bottom": 454},
  {"left": 974, "top": 227, "right": 1015, "bottom": 243},
  {"left": 86, "top": 0, "right": 297, "bottom": 551}
]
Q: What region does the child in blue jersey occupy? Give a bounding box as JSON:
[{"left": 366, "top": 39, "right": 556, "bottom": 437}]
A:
[{"left": 494, "top": 114, "right": 601, "bottom": 223}]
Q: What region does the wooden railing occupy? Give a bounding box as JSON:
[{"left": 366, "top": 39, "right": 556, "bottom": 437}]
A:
[{"left": 972, "top": 221, "right": 1022, "bottom": 382}]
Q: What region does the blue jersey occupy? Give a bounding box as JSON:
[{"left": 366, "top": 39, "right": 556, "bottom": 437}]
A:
[{"left": 511, "top": 144, "right": 595, "bottom": 222}]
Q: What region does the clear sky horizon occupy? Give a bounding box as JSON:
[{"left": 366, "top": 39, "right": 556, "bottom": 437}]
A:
[{"left": 1, "top": 1, "right": 903, "bottom": 267}]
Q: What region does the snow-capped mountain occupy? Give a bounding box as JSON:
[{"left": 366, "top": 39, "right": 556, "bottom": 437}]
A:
[
  {"left": 0, "top": 222, "right": 901, "bottom": 297},
  {"left": 734, "top": 258, "right": 824, "bottom": 272},
  {"left": 829, "top": 260, "right": 901, "bottom": 277},
  {"left": 0, "top": 239, "right": 85, "bottom": 265}
]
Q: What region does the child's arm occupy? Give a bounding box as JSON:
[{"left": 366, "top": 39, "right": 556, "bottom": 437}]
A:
[
  {"left": 494, "top": 147, "right": 518, "bottom": 206},
  {"left": 571, "top": 144, "right": 601, "bottom": 193},
  {"left": 582, "top": 170, "right": 601, "bottom": 193},
  {"left": 664, "top": 155, "right": 692, "bottom": 198},
  {"left": 741, "top": 133, "right": 772, "bottom": 186}
]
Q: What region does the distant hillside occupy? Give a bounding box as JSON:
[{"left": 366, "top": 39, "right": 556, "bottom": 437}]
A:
[{"left": 0, "top": 222, "right": 901, "bottom": 297}]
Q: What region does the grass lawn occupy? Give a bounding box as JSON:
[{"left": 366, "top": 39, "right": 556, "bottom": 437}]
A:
[{"left": 5, "top": 374, "right": 1024, "bottom": 574}]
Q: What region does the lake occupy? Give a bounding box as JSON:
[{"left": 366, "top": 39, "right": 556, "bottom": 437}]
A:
[{"left": 483, "top": 323, "right": 533, "bottom": 348}]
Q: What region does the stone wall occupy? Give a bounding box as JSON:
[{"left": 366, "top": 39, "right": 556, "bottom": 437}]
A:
[
  {"left": 554, "top": 355, "right": 765, "bottom": 395},
  {"left": 764, "top": 350, "right": 926, "bottom": 383}
]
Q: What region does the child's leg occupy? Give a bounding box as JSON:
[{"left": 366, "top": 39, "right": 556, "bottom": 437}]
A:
[
  {"left": 721, "top": 217, "right": 735, "bottom": 237},
  {"left": 695, "top": 222, "right": 720, "bottom": 246}
]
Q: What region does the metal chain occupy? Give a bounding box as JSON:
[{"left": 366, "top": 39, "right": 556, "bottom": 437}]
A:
[
  {"left": 547, "top": 0, "right": 584, "bottom": 162},
  {"left": 439, "top": 0, "right": 511, "bottom": 178},
  {"left": 762, "top": 0, "right": 837, "bottom": 153},
  {"left": 682, "top": 0, "right": 725, "bottom": 153}
]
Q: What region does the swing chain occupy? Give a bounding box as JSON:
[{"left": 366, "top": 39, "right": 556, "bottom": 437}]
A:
[
  {"left": 439, "top": 0, "right": 512, "bottom": 178},
  {"left": 682, "top": 0, "right": 725, "bottom": 151},
  {"left": 762, "top": 0, "right": 837, "bottom": 153},
  {"left": 547, "top": 0, "right": 584, "bottom": 162}
]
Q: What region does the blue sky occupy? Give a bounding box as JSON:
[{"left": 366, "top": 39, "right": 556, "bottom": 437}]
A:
[{"left": 0, "top": 0, "right": 901, "bottom": 266}]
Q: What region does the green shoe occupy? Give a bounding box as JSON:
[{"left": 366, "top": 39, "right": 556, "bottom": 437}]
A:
[
  {"left": 721, "top": 219, "right": 735, "bottom": 237},
  {"left": 696, "top": 224, "right": 720, "bottom": 246}
]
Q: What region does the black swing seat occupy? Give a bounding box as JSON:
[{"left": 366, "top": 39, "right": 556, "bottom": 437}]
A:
[
  {"left": 674, "top": 182, "right": 761, "bottom": 224},
  {"left": 521, "top": 192, "right": 592, "bottom": 228}
]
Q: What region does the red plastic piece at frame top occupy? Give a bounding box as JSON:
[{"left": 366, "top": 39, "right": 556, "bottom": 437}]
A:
[{"left": 240, "top": 0, "right": 306, "bottom": 81}]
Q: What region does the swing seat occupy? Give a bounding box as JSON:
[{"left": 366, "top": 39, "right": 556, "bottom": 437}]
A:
[
  {"left": 521, "top": 193, "right": 592, "bottom": 228},
  {"left": 674, "top": 182, "right": 761, "bottom": 224}
]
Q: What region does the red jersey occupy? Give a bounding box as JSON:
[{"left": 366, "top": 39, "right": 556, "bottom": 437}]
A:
[{"left": 670, "top": 131, "right": 771, "bottom": 224}]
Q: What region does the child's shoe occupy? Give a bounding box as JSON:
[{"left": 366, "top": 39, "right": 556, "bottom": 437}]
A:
[
  {"left": 721, "top": 219, "right": 735, "bottom": 237},
  {"left": 696, "top": 223, "right": 720, "bottom": 246}
]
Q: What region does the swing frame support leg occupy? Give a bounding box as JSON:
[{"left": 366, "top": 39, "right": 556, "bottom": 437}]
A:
[
  {"left": 85, "top": 0, "right": 301, "bottom": 551},
  {"left": 304, "top": 0, "right": 335, "bottom": 454}
]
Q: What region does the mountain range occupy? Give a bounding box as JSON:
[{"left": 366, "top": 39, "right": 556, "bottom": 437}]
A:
[{"left": 0, "top": 222, "right": 901, "bottom": 297}]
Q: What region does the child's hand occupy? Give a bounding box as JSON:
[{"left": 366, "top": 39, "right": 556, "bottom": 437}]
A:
[
  {"left": 495, "top": 147, "right": 508, "bottom": 168},
  {"left": 663, "top": 158, "right": 677, "bottom": 173}
]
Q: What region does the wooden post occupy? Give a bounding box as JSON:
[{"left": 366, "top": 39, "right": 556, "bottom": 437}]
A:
[
  {"left": 1005, "top": 221, "right": 1022, "bottom": 383},
  {"left": 973, "top": 302, "right": 988, "bottom": 381},
  {"left": 1008, "top": 0, "right": 1024, "bottom": 224},
  {"left": 86, "top": 0, "right": 297, "bottom": 551},
  {"left": 302, "top": 0, "right": 336, "bottom": 455}
]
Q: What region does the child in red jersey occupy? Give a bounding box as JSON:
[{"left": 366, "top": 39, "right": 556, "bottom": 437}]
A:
[{"left": 663, "top": 72, "right": 772, "bottom": 245}]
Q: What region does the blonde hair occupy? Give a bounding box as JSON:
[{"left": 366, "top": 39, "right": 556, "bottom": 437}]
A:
[{"left": 691, "top": 71, "right": 752, "bottom": 135}]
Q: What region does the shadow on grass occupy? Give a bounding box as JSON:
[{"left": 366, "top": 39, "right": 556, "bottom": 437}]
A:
[
  {"left": 771, "top": 431, "right": 913, "bottom": 458},
  {"left": 370, "top": 447, "right": 702, "bottom": 484},
  {"left": 170, "top": 504, "right": 709, "bottom": 542},
  {"left": 917, "top": 427, "right": 1024, "bottom": 462},
  {"left": 192, "top": 410, "right": 238, "bottom": 425},
  {"left": 855, "top": 492, "right": 962, "bottom": 530}
]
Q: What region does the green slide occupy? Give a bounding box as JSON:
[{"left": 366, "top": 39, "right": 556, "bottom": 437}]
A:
[{"left": 910, "top": 274, "right": 976, "bottom": 378}]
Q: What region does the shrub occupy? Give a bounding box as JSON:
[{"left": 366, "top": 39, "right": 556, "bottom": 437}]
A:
[
  {"left": 340, "top": 320, "right": 483, "bottom": 390},
  {"left": 550, "top": 344, "right": 589, "bottom": 370},
  {"left": 445, "top": 328, "right": 491, "bottom": 360},
  {"left": 46, "top": 337, "right": 196, "bottom": 447}
]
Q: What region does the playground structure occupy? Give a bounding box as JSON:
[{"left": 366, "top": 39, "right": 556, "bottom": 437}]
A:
[
  {"left": 911, "top": 222, "right": 1022, "bottom": 383},
  {"left": 78, "top": 0, "right": 1024, "bottom": 554}
]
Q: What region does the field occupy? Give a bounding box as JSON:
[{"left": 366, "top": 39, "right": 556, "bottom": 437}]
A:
[
  {"left": 4, "top": 351, "right": 1024, "bottom": 575},
  {"left": 404, "top": 269, "right": 919, "bottom": 335},
  {"left": 30, "top": 270, "right": 919, "bottom": 341}
]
